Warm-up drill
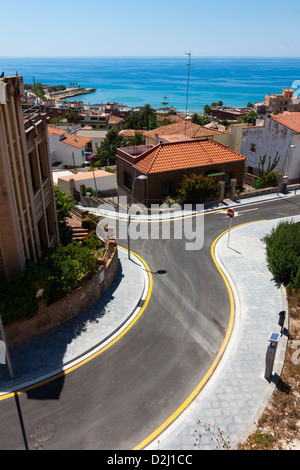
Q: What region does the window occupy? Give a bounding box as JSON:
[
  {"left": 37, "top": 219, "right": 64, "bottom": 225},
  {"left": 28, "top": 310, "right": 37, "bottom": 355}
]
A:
[
  {"left": 123, "top": 171, "right": 132, "bottom": 190},
  {"left": 162, "top": 182, "right": 172, "bottom": 196},
  {"left": 250, "top": 144, "right": 256, "bottom": 153}
]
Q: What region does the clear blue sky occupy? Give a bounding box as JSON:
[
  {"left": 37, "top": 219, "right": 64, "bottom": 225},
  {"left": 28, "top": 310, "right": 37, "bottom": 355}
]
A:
[{"left": 1, "top": 0, "right": 299, "bottom": 57}]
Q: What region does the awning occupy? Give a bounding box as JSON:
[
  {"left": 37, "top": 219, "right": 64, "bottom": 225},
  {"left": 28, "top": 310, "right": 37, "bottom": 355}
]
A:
[{"left": 207, "top": 172, "right": 226, "bottom": 177}]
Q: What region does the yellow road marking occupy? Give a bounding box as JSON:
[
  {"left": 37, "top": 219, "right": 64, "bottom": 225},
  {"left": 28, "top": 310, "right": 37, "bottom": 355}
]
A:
[
  {"left": 133, "top": 219, "right": 266, "bottom": 450},
  {"left": 0, "top": 247, "right": 153, "bottom": 401}
]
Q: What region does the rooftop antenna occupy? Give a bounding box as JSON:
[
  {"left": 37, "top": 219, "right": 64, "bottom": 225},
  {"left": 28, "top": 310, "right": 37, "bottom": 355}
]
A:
[{"left": 184, "top": 52, "right": 191, "bottom": 134}]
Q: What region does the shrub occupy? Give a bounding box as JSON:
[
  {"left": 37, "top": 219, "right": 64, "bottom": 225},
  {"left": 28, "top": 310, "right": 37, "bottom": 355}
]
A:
[
  {"left": 83, "top": 187, "right": 96, "bottom": 197},
  {"left": 54, "top": 185, "right": 76, "bottom": 223},
  {"left": 0, "top": 241, "right": 102, "bottom": 325},
  {"left": 260, "top": 171, "right": 278, "bottom": 188},
  {"left": 0, "top": 268, "right": 39, "bottom": 326},
  {"left": 263, "top": 221, "right": 300, "bottom": 287},
  {"left": 177, "top": 173, "right": 219, "bottom": 204},
  {"left": 36, "top": 242, "right": 99, "bottom": 304},
  {"left": 81, "top": 217, "right": 96, "bottom": 231},
  {"left": 81, "top": 230, "right": 104, "bottom": 253}
]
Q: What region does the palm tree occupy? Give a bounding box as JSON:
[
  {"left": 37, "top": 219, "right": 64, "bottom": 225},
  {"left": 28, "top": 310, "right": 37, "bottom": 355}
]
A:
[
  {"left": 129, "top": 131, "right": 145, "bottom": 146},
  {"left": 139, "top": 104, "right": 156, "bottom": 130}
]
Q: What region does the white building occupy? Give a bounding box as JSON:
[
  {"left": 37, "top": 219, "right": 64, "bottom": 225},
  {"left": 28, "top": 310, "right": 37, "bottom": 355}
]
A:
[
  {"left": 241, "top": 112, "right": 300, "bottom": 183},
  {"left": 48, "top": 126, "right": 93, "bottom": 169},
  {"left": 57, "top": 169, "right": 117, "bottom": 196},
  {"left": 75, "top": 128, "right": 107, "bottom": 153}
]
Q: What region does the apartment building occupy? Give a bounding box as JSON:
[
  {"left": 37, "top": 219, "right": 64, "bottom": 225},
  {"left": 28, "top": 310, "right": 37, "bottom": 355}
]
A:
[
  {"left": 241, "top": 112, "right": 300, "bottom": 183},
  {"left": 0, "top": 76, "right": 59, "bottom": 281},
  {"left": 264, "top": 89, "right": 300, "bottom": 114}
]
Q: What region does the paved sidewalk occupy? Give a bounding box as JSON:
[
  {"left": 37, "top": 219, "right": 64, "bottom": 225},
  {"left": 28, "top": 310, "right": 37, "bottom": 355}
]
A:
[
  {"left": 146, "top": 215, "right": 300, "bottom": 450},
  {"left": 0, "top": 248, "right": 147, "bottom": 393}
]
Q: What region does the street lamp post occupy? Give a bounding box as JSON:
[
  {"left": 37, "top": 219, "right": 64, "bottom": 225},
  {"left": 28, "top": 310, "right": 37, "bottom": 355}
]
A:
[
  {"left": 277, "top": 143, "right": 296, "bottom": 195},
  {"left": 127, "top": 173, "right": 148, "bottom": 260},
  {"left": 0, "top": 314, "right": 14, "bottom": 378}
]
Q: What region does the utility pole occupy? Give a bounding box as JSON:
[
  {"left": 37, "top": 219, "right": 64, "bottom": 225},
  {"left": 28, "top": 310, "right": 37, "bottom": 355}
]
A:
[{"left": 185, "top": 52, "right": 191, "bottom": 134}]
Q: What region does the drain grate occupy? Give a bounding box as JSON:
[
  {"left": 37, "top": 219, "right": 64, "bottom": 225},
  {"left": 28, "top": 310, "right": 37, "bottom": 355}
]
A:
[{"left": 30, "top": 423, "right": 55, "bottom": 442}]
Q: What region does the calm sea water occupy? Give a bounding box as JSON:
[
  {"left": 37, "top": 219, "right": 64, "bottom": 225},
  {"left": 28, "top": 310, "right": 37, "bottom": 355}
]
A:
[{"left": 1, "top": 57, "right": 300, "bottom": 112}]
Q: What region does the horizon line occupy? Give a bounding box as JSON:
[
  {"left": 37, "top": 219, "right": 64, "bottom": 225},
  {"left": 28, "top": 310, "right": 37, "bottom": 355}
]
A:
[{"left": 1, "top": 55, "right": 300, "bottom": 59}]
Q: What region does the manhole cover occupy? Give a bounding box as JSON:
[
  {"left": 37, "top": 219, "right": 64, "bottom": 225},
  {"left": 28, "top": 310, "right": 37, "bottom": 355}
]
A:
[{"left": 30, "top": 423, "right": 55, "bottom": 442}]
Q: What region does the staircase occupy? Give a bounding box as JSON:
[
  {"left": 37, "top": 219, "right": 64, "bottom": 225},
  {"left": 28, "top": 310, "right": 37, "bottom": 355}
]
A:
[
  {"left": 65, "top": 226, "right": 89, "bottom": 243},
  {"left": 64, "top": 209, "right": 89, "bottom": 244}
]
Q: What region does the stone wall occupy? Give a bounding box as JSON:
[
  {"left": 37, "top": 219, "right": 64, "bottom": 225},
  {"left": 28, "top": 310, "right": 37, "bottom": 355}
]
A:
[{"left": 4, "top": 242, "right": 118, "bottom": 346}]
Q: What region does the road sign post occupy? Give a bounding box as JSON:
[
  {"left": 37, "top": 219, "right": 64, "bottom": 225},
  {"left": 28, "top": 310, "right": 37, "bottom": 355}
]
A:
[{"left": 227, "top": 209, "right": 234, "bottom": 247}]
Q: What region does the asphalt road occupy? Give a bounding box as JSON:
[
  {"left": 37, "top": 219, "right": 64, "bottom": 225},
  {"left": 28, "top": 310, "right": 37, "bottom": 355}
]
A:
[{"left": 0, "top": 194, "right": 299, "bottom": 450}]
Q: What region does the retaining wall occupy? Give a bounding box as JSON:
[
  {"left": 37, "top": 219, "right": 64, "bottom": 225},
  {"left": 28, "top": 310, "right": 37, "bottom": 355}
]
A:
[{"left": 4, "top": 242, "right": 118, "bottom": 346}]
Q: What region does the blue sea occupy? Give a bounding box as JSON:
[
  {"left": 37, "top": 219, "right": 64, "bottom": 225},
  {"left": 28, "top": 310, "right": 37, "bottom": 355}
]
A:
[{"left": 1, "top": 56, "right": 300, "bottom": 113}]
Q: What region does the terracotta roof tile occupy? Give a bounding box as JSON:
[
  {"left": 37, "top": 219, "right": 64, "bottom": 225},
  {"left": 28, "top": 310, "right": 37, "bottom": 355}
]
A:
[
  {"left": 48, "top": 126, "right": 65, "bottom": 137},
  {"left": 59, "top": 170, "right": 111, "bottom": 181},
  {"left": 145, "top": 121, "right": 227, "bottom": 141},
  {"left": 134, "top": 139, "right": 246, "bottom": 174},
  {"left": 270, "top": 112, "right": 300, "bottom": 133},
  {"left": 48, "top": 127, "right": 92, "bottom": 149}
]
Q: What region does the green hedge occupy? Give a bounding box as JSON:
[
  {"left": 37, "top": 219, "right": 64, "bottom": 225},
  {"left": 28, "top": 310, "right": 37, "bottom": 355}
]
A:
[
  {"left": 263, "top": 221, "right": 300, "bottom": 288},
  {"left": 0, "top": 240, "right": 104, "bottom": 326}
]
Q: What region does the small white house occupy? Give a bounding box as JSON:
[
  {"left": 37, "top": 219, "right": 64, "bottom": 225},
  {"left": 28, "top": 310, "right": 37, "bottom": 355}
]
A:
[
  {"left": 241, "top": 112, "right": 300, "bottom": 183},
  {"left": 57, "top": 169, "right": 117, "bottom": 197},
  {"left": 48, "top": 126, "right": 93, "bottom": 168}
]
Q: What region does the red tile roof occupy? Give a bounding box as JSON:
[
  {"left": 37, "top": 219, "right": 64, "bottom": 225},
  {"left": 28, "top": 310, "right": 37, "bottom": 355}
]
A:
[
  {"left": 133, "top": 139, "right": 246, "bottom": 175},
  {"left": 270, "top": 112, "right": 300, "bottom": 133},
  {"left": 48, "top": 127, "right": 92, "bottom": 149},
  {"left": 145, "top": 121, "right": 227, "bottom": 141}
]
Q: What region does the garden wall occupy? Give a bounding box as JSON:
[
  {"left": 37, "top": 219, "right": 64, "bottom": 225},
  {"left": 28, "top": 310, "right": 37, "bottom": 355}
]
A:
[{"left": 4, "top": 241, "right": 118, "bottom": 346}]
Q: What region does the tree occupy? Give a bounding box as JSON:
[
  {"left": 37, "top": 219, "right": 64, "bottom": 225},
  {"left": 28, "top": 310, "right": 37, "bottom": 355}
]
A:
[
  {"left": 65, "top": 108, "right": 82, "bottom": 123},
  {"left": 191, "top": 113, "right": 210, "bottom": 126},
  {"left": 33, "top": 82, "right": 46, "bottom": 99},
  {"left": 124, "top": 112, "right": 141, "bottom": 130},
  {"left": 54, "top": 185, "right": 76, "bottom": 223},
  {"left": 126, "top": 131, "right": 145, "bottom": 146},
  {"left": 177, "top": 174, "right": 219, "bottom": 204},
  {"left": 139, "top": 104, "right": 157, "bottom": 130},
  {"left": 218, "top": 100, "right": 223, "bottom": 106},
  {"left": 95, "top": 128, "right": 125, "bottom": 166},
  {"left": 247, "top": 102, "right": 254, "bottom": 108},
  {"left": 204, "top": 105, "right": 212, "bottom": 115},
  {"left": 211, "top": 102, "right": 218, "bottom": 108},
  {"left": 239, "top": 110, "right": 257, "bottom": 125}
]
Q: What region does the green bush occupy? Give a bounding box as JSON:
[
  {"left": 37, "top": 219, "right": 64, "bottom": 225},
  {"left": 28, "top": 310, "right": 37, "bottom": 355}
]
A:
[
  {"left": 83, "top": 187, "right": 96, "bottom": 197},
  {"left": 81, "top": 230, "right": 104, "bottom": 253},
  {"left": 36, "top": 242, "right": 99, "bottom": 305},
  {"left": 0, "top": 240, "right": 103, "bottom": 325},
  {"left": 263, "top": 221, "right": 300, "bottom": 287},
  {"left": 81, "top": 217, "right": 96, "bottom": 231},
  {"left": 0, "top": 268, "right": 39, "bottom": 326},
  {"left": 177, "top": 173, "right": 219, "bottom": 204},
  {"left": 54, "top": 185, "right": 76, "bottom": 223},
  {"left": 260, "top": 171, "right": 278, "bottom": 188}
]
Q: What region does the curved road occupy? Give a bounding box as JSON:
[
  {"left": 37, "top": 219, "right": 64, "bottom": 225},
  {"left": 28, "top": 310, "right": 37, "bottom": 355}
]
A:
[{"left": 0, "top": 194, "right": 299, "bottom": 450}]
